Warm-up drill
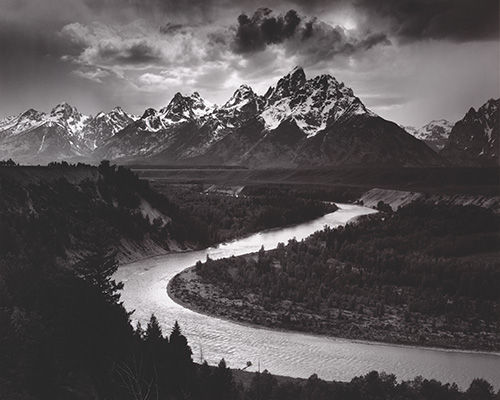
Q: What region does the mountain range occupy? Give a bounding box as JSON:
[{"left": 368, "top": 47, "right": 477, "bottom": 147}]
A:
[
  {"left": 0, "top": 104, "right": 136, "bottom": 164},
  {"left": 0, "top": 68, "right": 497, "bottom": 167}
]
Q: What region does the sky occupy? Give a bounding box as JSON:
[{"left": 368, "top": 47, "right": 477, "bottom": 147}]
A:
[{"left": 0, "top": 0, "right": 498, "bottom": 127}]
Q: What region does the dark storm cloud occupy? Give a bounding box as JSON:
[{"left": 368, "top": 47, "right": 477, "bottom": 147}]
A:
[
  {"left": 233, "top": 8, "right": 303, "bottom": 53},
  {"left": 356, "top": 0, "right": 499, "bottom": 43},
  {"left": 96, "top": 41, "right": 163, "bottom": 65},
  {"left": 230, "top": 8, "right": 390, "bottom": 59},
  {"left": 160, "top": 23, "right": 186, "bottom": 35}
]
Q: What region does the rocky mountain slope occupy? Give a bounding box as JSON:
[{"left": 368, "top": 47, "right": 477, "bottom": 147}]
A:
[
  {"left": 0, "top": 104, "right": 136, "bottom": 164},
  {"left": 0, "top": 67, "right": 476, "bottom": 167},
  {"left": 440, "top": 98, "right": 499, "bottom": 166},
  {"left": 98, "top": 67, "right": 444, "bottom": 167},
  {"left": 404, "top": 119, "right": 454, "bottom": 152}
]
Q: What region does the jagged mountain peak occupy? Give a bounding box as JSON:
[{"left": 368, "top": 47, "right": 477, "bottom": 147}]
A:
[
  {"left": 111, "top": 106, "right": 125, "bottom": 114},
  {"left": 141, "top": 108, "right": 157, "bottom": 119},
  {"left": 223, "top": 85, "right": 260, "bottom": 109},
  {"left": 289, "top": 65, "right": 306, "bottom": 82},
  {"left": 1, "top": 67, "right": 448, "bottom": 167},
  {"left": 441, "top": 98, "right": 499, "bottom": 165},
  {"left": 266, "top": 66, "right": 307, "bottom": 104},
  {"left": 480, "top": 98, "right": 499, "bottom": 115},
  {"left": 260, "top": 68, "right": 371, "bottom": 137},
  {"left": 50, "top": 102, "right": 79, "bottom": 116},
  {"left": 21, "top": 108, "right": 46, "bottom": 120},
  {"left": 464, "top": 107, "right": 478, "bottom": 119},
  {"left": 161, "top": 91, "right": 214, "bottom": 122}
]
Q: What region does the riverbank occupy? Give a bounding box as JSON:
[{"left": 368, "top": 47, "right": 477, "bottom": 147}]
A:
[{"left": 168, "top": 260, "right": 500, "bottom": 353}]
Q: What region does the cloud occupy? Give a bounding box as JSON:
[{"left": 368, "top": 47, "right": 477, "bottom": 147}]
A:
[
  {"left": 59, "top": 20, "right": 213, "bottom": 78},
  {"left": 355, "top": 0, "right": 499, "bottom": 43},
  {"left": 96, "top": 40, "right": 163, "bottom": 65},
  {"left": 232, "top": 8, "right": 306, "bottom": 54},
  {"left": 229, "top": 8, "right": 391, "bottom": 63},
  {"left": 73, "top": 67, "right": 111, "bottom": 83},
  {"left": 160, "top": 23, "right": 187, "bottom": 35}
]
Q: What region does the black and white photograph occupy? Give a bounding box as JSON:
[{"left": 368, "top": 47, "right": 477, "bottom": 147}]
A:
[{"left": 0, "top": 0, "right": 499, "bottom": 399}]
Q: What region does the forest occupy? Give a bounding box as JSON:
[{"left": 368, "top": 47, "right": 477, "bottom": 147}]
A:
[
  {"left": 173, "top": 202, "right": 500, "bottom": 351},
  {"left": 1, "top": 161, "right": 499, "bottom": 399},
  {"left": 151, "top": 181, "right": 338, "bottom": 245}
]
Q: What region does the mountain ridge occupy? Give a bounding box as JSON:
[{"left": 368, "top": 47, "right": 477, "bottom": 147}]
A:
[
  {"left": 4, "top": 67, "right": 492, "bottom": 167},
  {"left": 441, "top": 98, "right": 499, "bottom": 166}
]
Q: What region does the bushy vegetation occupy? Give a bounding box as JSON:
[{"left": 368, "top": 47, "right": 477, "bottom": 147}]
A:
[
  {"left": 0, "top": 158, "right": 18, "bottom": 166},
  {"left": 152, "top": 182, "right": 337, "bottom": 246},
  {"left": 187, "top": 203, "right": 500, "bottom": 350},
  {"left": 0, "top": 162, "right": 184, "bottom": 262},
  {"left": 242, "top": 370, "right": 498, "bottom": 400},
  {"left": 1, "top": 163, "right": 498, "bottom": 398}
]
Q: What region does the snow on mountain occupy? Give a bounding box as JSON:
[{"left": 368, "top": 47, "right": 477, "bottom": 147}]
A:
[
  {"left": 1, "top": 68, "right": 450, "bottom": 167},
  {"left": 405, "top": 119, "right": 454, "bottom": 152},
  {"left": 403, "top": 126, "right": 418, "bottom": 136},
  {"left": 0, "top": 103, "right": 138, "bottom": 163},
  {"left": 46, "top": 102, "right": 92, "bottom": 138},
  {"left": 414, "top": 120, "right": 454, "bottom": 141},
  {"left": 158, "top": 92, "right": 215, "bottom": 125},
  {"left": 81, "top": 106, "right": 137, "bottom": 150},
  {"left": 0, "top": 109, "right": 47, "bottom": 139},
  {"left": 259, "top": 67, "right": 373, "bottom": 137},
  {"left": 196, "top": 67, "right": 444, "bottom": 167},
  {"left": 211, "top": 85, "right": 265, "bottom": 129}
]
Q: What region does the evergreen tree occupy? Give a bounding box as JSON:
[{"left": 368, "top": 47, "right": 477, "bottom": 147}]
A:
[
  {"left": 145, "top": 314, "right": 163, "bottom": 343},
  {"left": 75, "top": 248, "right": 123, "bottom": 304}
]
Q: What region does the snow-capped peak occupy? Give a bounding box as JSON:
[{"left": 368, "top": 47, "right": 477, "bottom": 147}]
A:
[
  {"left": 405, "top": 119, "right": 454, "bottom": 152},
  {"left": 414, "top": 119, "right": 454, "bottom": 140},
  {"left": 47, "top": 102, "right": 90, "bottom": 137},
  {"left": 0, "top": 108, "right": 47, "bottom": 137},
  {"left": 190, "top": 92, "right": 215, "bottom": 117},
  {"left": 142, "top": 108, "right": 157, "bottom": 119},
  {"left": 160, "top": 92, "right": 214, "bottom": 123},
  {"left": 259, "top": 68, "right": 371, "bottom": 137},
  {"left": 266, "top": 66, "right": 307, "bottom": 106},
  {"left": 223, "top": 85, "right": 259, "bottom": 110}
]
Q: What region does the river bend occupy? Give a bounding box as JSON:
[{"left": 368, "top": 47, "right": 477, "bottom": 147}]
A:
[{"left": 114, "top": 204, "right": 500, "bottom": 390}]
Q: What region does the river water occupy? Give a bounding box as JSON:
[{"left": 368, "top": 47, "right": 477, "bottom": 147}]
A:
[{"left": 115, "top": 204, "right": 500, "bottom": 390}]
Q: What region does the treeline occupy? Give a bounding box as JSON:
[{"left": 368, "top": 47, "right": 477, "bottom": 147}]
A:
[
  {"left": 193, "top": 203, "right": 500, "bottom": 350},
  {"left": 0, "top": 158, "right": 18, "bottom": 166},
  {"left": 241, "top": 184, "right": 359, "bottom": 203},
  {"left": 0, "top": 161, "right": 201, "bottom": 262},
  {"left": 2, "top": 247, "right": 497, "bottom": 400},
  {"left": 153, "top": 182, "right": 337, "bottom": 246},
  {"left": 0, "top": 244, "right": 231, "bottom": 399},
  {"left": 2, "top": 162, "right": 498, "bottom": 398},
  {"left": 240, "top": 370, "right": 498, "bottom": 400}
]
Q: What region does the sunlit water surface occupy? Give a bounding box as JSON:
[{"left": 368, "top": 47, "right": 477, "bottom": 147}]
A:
[{"left": 115, "top": 204, "right": 500, "bottom": 390}]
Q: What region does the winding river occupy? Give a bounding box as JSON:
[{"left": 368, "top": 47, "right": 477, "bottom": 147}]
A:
[{"left": 114, "top": 204, "right": 500, "bottom": 390}]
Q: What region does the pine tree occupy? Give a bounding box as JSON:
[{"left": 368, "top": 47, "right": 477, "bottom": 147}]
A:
[
  {"left": 75, "top": 248, "right": 123, "bottom": 304},
  {"left": 145, "top": 314, "right": 163, "bottom": 343}
]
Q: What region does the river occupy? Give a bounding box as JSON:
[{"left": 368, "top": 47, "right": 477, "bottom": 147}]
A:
[{"left": 114, "top": 203, "right": 500, "bottom": 390}]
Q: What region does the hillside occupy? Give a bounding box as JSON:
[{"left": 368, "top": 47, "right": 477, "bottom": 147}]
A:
[{"left": 0, "top": 163, "right": 190, "bottom": 264}]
